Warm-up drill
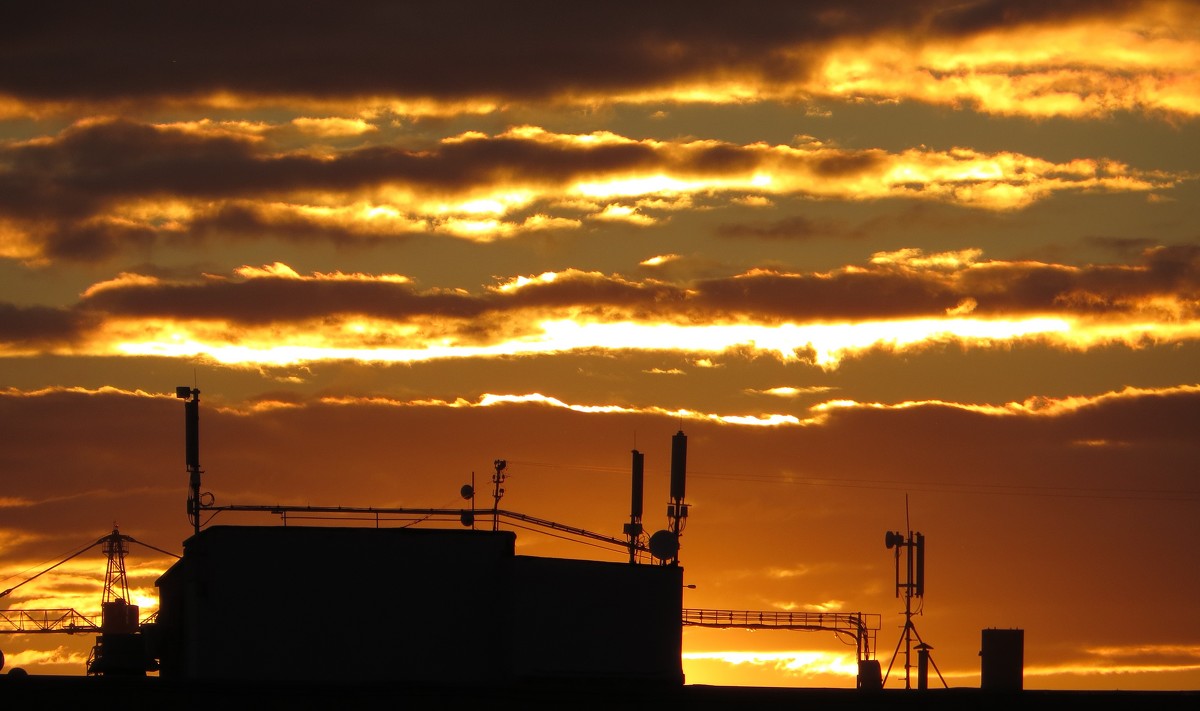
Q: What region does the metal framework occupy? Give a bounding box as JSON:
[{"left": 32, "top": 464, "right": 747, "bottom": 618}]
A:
[
  {"left": 0, "top": 529, "right": 176, "bottom": 640},
  {"left": 682, "top": 608, "right": 880, "bottom": 663},
  {"left": 0, "top": 609, "right": 100, "bottom": 634}
]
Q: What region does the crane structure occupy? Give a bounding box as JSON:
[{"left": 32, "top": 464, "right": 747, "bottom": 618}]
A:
[{"left": 0, "top": 527, "right": 177, "bottom": 675}]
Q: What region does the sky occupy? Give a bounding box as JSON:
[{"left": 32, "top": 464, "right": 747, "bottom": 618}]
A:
[{"left": 1, "top": 0, "right": 1198, "bottom": 690}]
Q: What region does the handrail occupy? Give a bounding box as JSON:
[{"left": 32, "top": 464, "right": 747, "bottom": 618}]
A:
[
  {"left": 682, "top": 608, "right": 881, "bottom": 660},
  {"left": 203, "top": 504, "right": 648, "bottom": 553}
]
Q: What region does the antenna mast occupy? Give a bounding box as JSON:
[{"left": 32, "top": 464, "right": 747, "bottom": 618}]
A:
[
  {"left": 624, "top": 449, "right": 645, "bottom": 563},
  {"left": 177, "top": 386, "right": 202, "bottom": 536},
  {"left": 491, "top": 459, "right": 507, "bottom": 531},
  {"left": 666, "top": 429, "right": 689, "bottom": 566},
  {"left": 883, "top": 512, "right": 944, "bottom": 689}
]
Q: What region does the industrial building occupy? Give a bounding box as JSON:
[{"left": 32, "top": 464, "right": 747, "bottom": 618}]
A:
[{"left": 153, "top": 524, "right": 683, "bottom": 684}]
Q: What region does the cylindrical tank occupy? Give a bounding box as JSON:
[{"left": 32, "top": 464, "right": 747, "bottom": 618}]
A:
[{"left": 101, "top": 601, "right": 140, "bottom": 634}]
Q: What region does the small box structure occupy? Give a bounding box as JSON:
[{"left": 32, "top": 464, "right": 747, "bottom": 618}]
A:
[
  {"left": 980, "top": 627, "right": 1024, "bottom": 691},
  {"left": 155, "top": 525, "right": 683, "bottom": 684}
]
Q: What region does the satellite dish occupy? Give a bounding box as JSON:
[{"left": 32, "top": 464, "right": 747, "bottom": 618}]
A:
[
  {"left": 885, "top": 531, "right": 904, "bottom": 549},
  {"left": 649, "top": 530, "right": 679, "bottom": 560},
  {"left": 460, "top": 511, "right": 474, "bottom": 527},
  {"left": 460, "top": 484, "right": 474, "bottom": 500}
]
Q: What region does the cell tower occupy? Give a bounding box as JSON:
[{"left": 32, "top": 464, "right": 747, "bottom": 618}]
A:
[
  {"left": 646, "top": 429, "right": 690, "bottom": 566},
  {"left": 666, "top": 430, "right": 689, "bottom": 565},
  {"left": 882, "top": 520, "right": 945, "bottom": 689}
]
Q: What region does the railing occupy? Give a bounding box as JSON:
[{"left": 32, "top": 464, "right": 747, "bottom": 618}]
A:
[
  {"left": 683, "top": 608, "right": 881, "bottom": 660},
  {"left": 0, "top": 608, "right": 100, "bottom": 634}
]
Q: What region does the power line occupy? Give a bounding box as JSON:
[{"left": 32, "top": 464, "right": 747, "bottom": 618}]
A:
[{"left": 505, "top": 458, "right": 1199, "bottom": 502}]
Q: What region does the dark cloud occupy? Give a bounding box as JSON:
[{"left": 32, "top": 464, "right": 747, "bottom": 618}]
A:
[
  {"left": 0, "top": 1, "right": 1152, "bottom": 106},
  {"left": 72, "top": 244, "right": 1200, "bottom": 328},
  {"left": 42, "top": 221, "right": 160, "bottom": 263},
  {"left": 806, "top": 151, "right": 887, "bottom": 177},
  {"left": 691, "top": 269, "right": 961, "bottom": 320},
  {"left": 0, "top": 119, "right": 680, "bottom": 261},
  {"left": 716, "top": 214, "right": 859, "bottom": 241},
  {"left": 0, "top": 302, "right": 94, "bottom": 347},
  {"left": 185, "top": 204, "right": 416, "bottom": 246},
  {"left": 81, "top": 276, "right": 485, "bottom": 324},
  {"left": 926, "top": 0, "right": 1145, "bottom": 35},
  {"left": 959, "top": 244, "right": 1200, "bottom": 315}
]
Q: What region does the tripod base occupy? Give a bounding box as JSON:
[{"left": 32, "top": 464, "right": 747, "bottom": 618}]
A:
[{"left": 884, "top": 618, "right": 946, "bottom": 689}]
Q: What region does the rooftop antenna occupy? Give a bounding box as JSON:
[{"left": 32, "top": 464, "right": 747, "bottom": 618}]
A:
[
  {"left": 624, "top": 449, "right": 645, "bottom": 563},
  {"left": 176, "top": 386, "right": 202, "bottom": 536},
  {"left": 666, "top": 428, "right": 689, "bottom": 565},
  {"left": 490, "top": 459, "right": 507, "bottom": 531},
  {"left": 882, "top": 496, "right": 944, "bottom": 690}
]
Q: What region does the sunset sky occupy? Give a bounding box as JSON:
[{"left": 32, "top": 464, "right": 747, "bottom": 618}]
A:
[{"left": 2, "top": 0, "right": 1199, "bottom": 690}]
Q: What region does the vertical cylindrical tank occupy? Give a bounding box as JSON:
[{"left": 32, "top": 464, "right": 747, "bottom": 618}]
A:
[
  {"left": 101, "top": 600, "right": 140, "bottom": 634},
  {"left": 917, "top": 643, "right": 931, "bottom": 690},
  {"left": 669, "top": 430, "right": 687, "bottom": 501},
  {"left": 980, "top": 628, "right": 1024, "bottom": 691},
  {"left": 630, "top": 449, "right": 644, "bottom": 519}
]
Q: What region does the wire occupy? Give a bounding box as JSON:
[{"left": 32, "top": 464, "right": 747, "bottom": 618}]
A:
[
  {"left": 402, "top": 499, "right": 458, "bottom": 529},
  {"left": 504, "top": 520, "right": 626, "bottom": 556},
  {"left": 127, "top": 537, "right": 182, "bottom": 559},
  {"left": 510, "top": 457, "right": 1200, "bottom": 502},
  {"left": 688, "top": 470, "right": 1200, "bottom": 502},
  {"left": 0, "top": 537, "right": 99, "bottom": 586},
  {"left": 0, "top": 537, "right": 102, "bottom": 598}
]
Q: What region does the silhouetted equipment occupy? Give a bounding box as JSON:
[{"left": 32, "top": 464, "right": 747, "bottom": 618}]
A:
[
  {"left": 916, "top": 642, "right": 932, "bottom": 690},
  {"left": 0, "top": 528, "right": 178, "bottom": 676},
  {"left": 883, "top": 524, "right": 944, "bottom": 690},
  {"left": 154, "top": 392, "right": 890, "bottom": 688},
  {"left": 87, "top": 528, "right": 156, "bottom": 676},
  {"left": 669, "top": 430, "right": 687, "bottom": 501},
  {"left": 177, "top": 386, "right": 202, "bottom": 536},
  {"left": 459, "top": 481, "right": 476, "bottom": 527},
  {"left": 624, "top": 449, "right": 646, "bottom": 563},
  {"left": 630, "top": 449, "right": 645, "bottom": 519},
  {"left": 980, "top": 628, "right": 1024, "bottom": 691},
  {"left": 682, "top": 609, "right": 881, "bottom": 687},
  {"left": 648, "top": 530, "right": 680, "bottom": 561},
  {"left": 665, "top": 430, "right": 689, "bottom": 566},
  {"left": 491, "top": 459, "right": 507, "bottom": 531}
]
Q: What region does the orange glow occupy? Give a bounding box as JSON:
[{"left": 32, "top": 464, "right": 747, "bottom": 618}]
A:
[
  {"left": 3, "top": 122, "right": 1185, "bottom": 263},
  {"left": 17, "top": 304, "right": 1200, "bottom": 368}
]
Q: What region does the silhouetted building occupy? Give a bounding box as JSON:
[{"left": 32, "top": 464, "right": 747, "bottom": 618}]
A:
[{"left": 154, "top": 525, "right": 683, "bottom": 684}]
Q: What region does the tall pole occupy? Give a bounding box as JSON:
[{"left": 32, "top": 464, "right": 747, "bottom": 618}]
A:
[
  {"left": 667, "top": 430, "right": 689, "bottom": 566},
  {"left": 904, "top": 528, "right": 913, "bottom": 688},
  {"left": 491, "top": 459, "right": 507, "bottom": 531},
  {"left": 884, "top": 528, "right": 933, "bottom": 689},
  {"left": 177, "top": 387, "right": 201, "bottom": 537},
  {"left": 625, "top": 449, "right": 645, "bottom": 563}
]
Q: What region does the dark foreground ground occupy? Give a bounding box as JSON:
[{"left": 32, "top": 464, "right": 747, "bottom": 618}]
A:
[{"left": 2, "top": 675, "right": 1198, "bottom": 710}]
